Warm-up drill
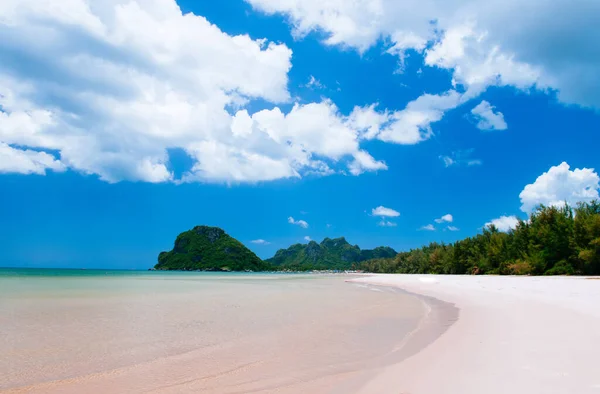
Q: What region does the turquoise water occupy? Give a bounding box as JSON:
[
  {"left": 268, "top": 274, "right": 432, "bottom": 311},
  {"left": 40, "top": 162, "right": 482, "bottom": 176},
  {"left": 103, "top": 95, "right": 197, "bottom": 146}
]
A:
[
  {"left": 0, "top": 267, "right": 267, "bottom": 277},
  {"left": 0, "top": 268, "right": 318, "bottom": 300}
]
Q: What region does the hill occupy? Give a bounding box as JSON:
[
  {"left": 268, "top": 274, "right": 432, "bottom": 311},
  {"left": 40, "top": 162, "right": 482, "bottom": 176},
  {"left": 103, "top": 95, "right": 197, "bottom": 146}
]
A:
[
  {"left": 266, "top": 237, "right": 396, "bottom": 271},
  {"left": 155, "top": 226, "right": 270, "bottom": 272}
]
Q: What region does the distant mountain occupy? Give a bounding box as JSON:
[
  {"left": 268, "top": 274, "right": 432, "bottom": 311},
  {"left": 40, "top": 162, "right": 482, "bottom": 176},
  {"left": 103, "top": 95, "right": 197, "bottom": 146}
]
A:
[
  {"left": 359, "top": 246, "right": 401, "bottom": 261},
  {"left": 155, "top": 226, "right": 270, "bottom": 272},
  {"left": 266, "top": 237, "right": 397, "bottom": 271}
]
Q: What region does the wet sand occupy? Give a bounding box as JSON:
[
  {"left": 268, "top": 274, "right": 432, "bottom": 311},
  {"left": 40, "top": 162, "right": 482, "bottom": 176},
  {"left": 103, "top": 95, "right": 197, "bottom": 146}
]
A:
[{"left": 0, "top": 273, "right": 440, "bottom": 393}]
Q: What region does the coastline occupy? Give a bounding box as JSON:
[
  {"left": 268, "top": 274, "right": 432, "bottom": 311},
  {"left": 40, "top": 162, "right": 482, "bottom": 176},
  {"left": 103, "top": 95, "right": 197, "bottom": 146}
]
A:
[
  {"left": 5, "top": 271, "right": 599, "bottom": 393},
  {"left": 350, "top": 274, "right": 600, "bottom": 394}
]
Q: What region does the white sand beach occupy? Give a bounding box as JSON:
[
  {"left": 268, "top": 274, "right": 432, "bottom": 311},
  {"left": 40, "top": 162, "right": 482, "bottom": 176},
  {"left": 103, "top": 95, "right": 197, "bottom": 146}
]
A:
[
  {"left": 3, "top": 272, "right": 600, "bottom": 394},
  {"left": 351, "top": 275, "right": 600, "bottom": 394}
]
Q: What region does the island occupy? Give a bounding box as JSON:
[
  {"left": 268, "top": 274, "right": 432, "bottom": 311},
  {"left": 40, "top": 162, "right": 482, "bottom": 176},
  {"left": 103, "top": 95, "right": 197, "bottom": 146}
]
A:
[
  {"left": 267, "top": 237, "right": 396, "bottom": 271},
  {"left": 155, "top": 228, "right": 395, "bottom": 272},
  {"left": 155, "top": 226, "right": 270, "bottom": 272}
]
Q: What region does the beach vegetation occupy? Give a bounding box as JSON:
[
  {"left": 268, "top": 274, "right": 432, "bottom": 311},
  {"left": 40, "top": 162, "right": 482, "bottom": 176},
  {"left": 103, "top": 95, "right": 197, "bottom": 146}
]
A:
[{"left": 356, "top": 201, "right": 600, "bottom": 276}]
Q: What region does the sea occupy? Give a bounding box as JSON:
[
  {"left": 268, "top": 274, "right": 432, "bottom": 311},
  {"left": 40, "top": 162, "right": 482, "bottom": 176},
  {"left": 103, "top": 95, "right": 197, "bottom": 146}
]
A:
[{"left": 0, "top": 268, "right": 427, "bottom": 394}]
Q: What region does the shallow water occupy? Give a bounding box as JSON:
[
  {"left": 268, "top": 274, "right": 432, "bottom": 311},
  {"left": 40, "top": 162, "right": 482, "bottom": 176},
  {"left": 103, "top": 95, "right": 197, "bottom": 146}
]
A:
[{"left": 0, "top": 269, "right": 426, "bottom": 393}]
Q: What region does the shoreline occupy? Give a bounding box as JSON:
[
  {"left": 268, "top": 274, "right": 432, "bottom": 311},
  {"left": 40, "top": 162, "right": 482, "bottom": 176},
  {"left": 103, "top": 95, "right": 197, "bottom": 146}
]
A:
[
  {"left": 350, "top": 274, "right": 600, "bottom": 394},
  {"left": 5, "top": 272, "right": 599, "bottom": 393}
]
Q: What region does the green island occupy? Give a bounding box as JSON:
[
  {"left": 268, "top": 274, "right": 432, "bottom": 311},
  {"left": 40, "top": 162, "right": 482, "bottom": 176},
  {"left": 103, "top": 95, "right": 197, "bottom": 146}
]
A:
[
  {"left": 266, "top": 237, "right": 396, "bottom": 271},
  {"left": 155, "top": 226, "right": 270, "bottom": 272},
  {"left": 156, "top": 202, "right": 600, "bottom": 275}
]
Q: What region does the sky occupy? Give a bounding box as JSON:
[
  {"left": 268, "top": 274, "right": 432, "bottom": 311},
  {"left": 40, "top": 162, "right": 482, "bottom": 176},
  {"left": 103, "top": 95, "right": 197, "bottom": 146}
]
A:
[{"left": 1, "top": 0, "right": 599, "bottom": 269}]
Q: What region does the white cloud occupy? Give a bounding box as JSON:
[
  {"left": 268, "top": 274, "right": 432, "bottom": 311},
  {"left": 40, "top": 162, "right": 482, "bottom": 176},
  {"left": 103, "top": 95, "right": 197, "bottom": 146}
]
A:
[
  {"left": 6, "top": 0, "right": 597, "bottom": 187},
  {"left": 348, "top": 92, "right": 464, "bottom": 147},
  {"left": 435, "top": 214, "right": 453, "bottom": 223},
  {"left": 288, "top": 216, "right": 309, "bottom": 228},
  {"left": 440, "top": 156, "right": 455, "bottom": 167},
  {"left": 0, "top": 0, "right": 297, "bottom": 183},
  {"left": 305, "top": 75, "right": 324, "bottom": 89},
  {"left": 183, "top": 101, "right": 391, "bottom": 182},
  {"left": 447, "top": 226, "right": 460, "bottom": 231},
  {"left": 304, "top": 235, "right": 312, "bottom": 241},
  {"left": 485, "top": 216, "right": 519, "bottom": 232},
  {"left": 251, "top": 239, "right": 271, "bottom": 245},
  {"left": 372, "top": 206, "right": 400, "bottom": 217},
  {"left": 519, "top": 162, "right": 600, "bottom": 213},
  {"left": 0, "top": 0, "right": 398, "bottom": 184},
  {"left": 247, "top": 0, "right": 600, "bottom": 108},
  {"left": 246, "top": 0, "right": 392, "bottom": 53},
  {"left": 348, "top": 104, "right": 390, "bottom": 140},
  {"left": 0, "top": 143, "right": 65, "bottom": 175},
  {"left": 421, "top": 224, "right": 436, "bottom": 231},
  {"left": 470, "top": 100, "right": 507, "bottom": 130},
  {"left": 378, "top": 220, "right": 397, "bottom": 227},
  {"left": 377, "top": 90, "right": 464, "bottom": 144},
  {"left": 348, "top": 150, "right": 388, "bottom": 175},
  {"left": 440, "top": 150, "right": 481, "bottom": 168},
  {"left": 424, "top": 23, "right": 543, "bottom": 95}
]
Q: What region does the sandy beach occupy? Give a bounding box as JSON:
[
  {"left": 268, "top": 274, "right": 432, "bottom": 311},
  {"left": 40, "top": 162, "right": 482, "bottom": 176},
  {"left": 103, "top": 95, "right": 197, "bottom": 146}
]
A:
[
  {"left": 351, "top": 275, "right": 600, "bottom": 394},
  {"left": 2, "top": 271, "right": 600, "bottom": 393}
]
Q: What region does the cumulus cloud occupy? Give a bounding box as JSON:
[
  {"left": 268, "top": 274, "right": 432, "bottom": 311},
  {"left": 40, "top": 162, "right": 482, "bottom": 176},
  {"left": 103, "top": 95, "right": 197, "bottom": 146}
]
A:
[
  {"left": 421, "top": 224, "right": 436, "bottom": 231},
  {"left": 304, "top": 235, "right": 312, "bottom": 241},
  {"left": 424, "top": 23, "right": 542, "bottom": 95},
  {"left": 376, "top": 90, "right": 464, "bottom": 144},
  {"left": 6, "top": 0, "right": 597, "bottom": 186},
  {"left": 372, "top": 206, "right": 401, "bottom": 217},
  {"left": 0, "top": 0, "right": 398, "bottom": 183},
  {"left": 470, "top": 101, "right": 507, "bottom": 130},
  {"left": 519, "top": 162, "right": 600, "bottom": 213},
  {"left": 288, "top": 216, "right": 309, "bottom": 228},
  {"left": 485, "top": 216, "right": 519, "bottom": 232},
  {"left": 0, "top": 143, "right": 65, "bottom": 175},
  {"left": 447, "top": 226, "right": 460, "bottom": 231},
  {"left": 348, "top": 150, "right": 388, "bottom": 175},
  {"left": 247, "top": 0, "right": 600, "bottom": 108},
  {"left": 0, "top": 0, "right": 295, "bottom": 183},
  {"left": 347, "top": 104, "right": 390, "bottom": 140},
  {"left": 435, "top": 214, "right": 453, "bottom": 223},
  {"left": 347, "top": 93, "right": 464, "bottom": 147},
  {"left": 251, "top": 239, "right": 271, "bottom": 245}
]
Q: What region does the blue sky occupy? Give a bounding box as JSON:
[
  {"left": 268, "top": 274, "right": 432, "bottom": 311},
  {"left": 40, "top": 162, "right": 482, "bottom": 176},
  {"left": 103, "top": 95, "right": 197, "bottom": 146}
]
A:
[{"left": 1, "top": 0, "right": 599, "bottom": 269}]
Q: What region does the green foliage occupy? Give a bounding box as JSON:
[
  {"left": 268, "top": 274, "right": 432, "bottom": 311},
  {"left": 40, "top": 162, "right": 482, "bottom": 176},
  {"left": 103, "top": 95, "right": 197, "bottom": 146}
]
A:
[
  {"left": 157, "top": 202, "right": 600, "bottom": 275},
  {"left": 267, "top": 237, "right": 396, "bottom": 271},
  {"left": 155, "top": 226, "right": 270, "bottom": 272},
  {"left": 357, "top": 201, "right": 600, "bottom": 276}
]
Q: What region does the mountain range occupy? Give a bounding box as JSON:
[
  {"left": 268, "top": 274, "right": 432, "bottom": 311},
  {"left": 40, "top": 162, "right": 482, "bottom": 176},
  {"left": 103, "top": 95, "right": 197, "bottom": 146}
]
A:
[{"left": 155, "top": 226, "right": 395, "bottom": 271}]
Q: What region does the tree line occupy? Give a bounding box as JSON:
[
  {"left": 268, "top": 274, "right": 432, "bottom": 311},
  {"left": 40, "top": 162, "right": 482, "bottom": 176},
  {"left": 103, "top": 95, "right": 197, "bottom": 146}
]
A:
[{"left": 356, "top": 201, "right": 600, "bottom": 275}]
